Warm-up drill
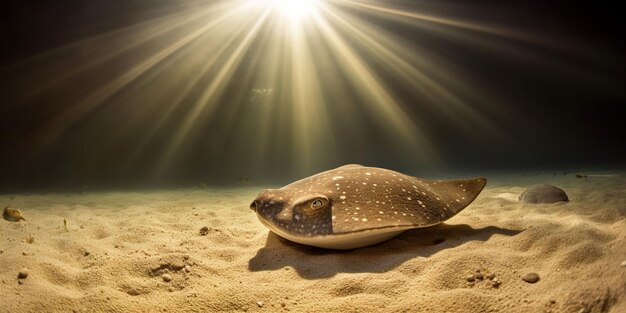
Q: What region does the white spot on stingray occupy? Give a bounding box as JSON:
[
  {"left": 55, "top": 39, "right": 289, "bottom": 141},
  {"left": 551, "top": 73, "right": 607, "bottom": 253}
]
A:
[
  {"left": 365, "top": 172, "right": 371, "bottom": 176},
  {"left": 335, "top": 183, "right": 340, "bottom": 187},
  {"left": 269, "top": 200, "right": 276, "bottom": 204},
  {"left": 455, "top": 199, "right": 460, "bottom": 202},
  {"left": 373, "top": 184, "right": 378, "bottom": 187},
  {"left": 436, "top": 197, "right": 440, "bottom": 201},
  {"left": 377, "top": 218, "right": 382, "bottom": 221},
  {"left": 379, "top": 211, "right": 384, "bottom": 214},
  {"left": 407, "top": 197, "right": 412, "bottom": 200},
  {"left": 340, "top": 195, "right": 346, "bottom": 200},
  {"left": 362, "top": 182, "right": 367, "bottom": 185},
  {"left": 333, "top": 176, "right": 344, "bottom": 180},
  {"left": 356, "top": 207, "right": 360, "bottom": 210},
  {"left": 361, "top": 218, "right": 368, "bottom": 222},
  {"left": 418, "top": 200, "right": 423, "bottom": 205},
  {"left": 294, "top": 214, "right": 301, "bottom": 221},
  {"left": 332, "top": 215, "right": 336, "bottom": 220}
]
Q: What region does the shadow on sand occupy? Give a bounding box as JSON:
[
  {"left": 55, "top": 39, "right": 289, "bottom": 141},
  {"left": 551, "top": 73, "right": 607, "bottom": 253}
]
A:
[{"left": 248, "top": 224, "right": 521, "bottom": 279}]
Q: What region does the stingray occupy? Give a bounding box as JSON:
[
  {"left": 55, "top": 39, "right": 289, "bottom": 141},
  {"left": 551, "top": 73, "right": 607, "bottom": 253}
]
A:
[{"left": 250, "top": 164, "right": 487, "bottom": 249}]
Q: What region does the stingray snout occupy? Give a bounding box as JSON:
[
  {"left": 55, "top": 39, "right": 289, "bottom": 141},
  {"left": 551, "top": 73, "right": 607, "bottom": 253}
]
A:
[{"left": 250, "top": 189, "right": 282, "bottom": 212}]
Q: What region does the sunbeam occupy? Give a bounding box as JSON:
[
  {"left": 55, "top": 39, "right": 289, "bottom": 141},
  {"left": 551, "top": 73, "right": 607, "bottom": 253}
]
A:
[{"left": 1, "top": 0, "right": 622, "bottom": 186}]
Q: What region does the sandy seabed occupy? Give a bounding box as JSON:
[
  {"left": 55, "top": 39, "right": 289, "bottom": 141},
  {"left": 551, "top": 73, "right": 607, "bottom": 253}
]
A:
[{"left": 1, "top": 173, "right": 625, "bottom": 313}]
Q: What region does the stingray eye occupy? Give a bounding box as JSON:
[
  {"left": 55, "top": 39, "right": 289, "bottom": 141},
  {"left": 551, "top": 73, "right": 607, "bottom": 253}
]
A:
[{"left": 310, "top": 199, "right": 325, "bottom": 210}]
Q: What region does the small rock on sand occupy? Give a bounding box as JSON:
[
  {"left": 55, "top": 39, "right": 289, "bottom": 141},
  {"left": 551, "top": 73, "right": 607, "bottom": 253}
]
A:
[
  {"left": 256, "top": 301, "right": 264, "bottom": 308},
  {"left": 466, "top": 275, "right": 475, "bottom": 282},
  {"left": 474, "top": 272, "right": 484, "bottom": 280},
  {"left": 519, "top": 184, "right": 568, "bottom": 204},
  {"left": 491, "top": 278, "right": 501, "bottom": 288},
  {"left": 199, "top": 226, "right": 210, "bottom": 236},
  {"left": 486, "top": 273, "right": 495, "bottom": 280},
  {"left": 162, "top": 273, "right": 172, "bottom": 282},
  {"left": 620, "top": 260, "right": 626, "bottom": 267},
  {"left": 522, "top": 272, "right": 540, "bottom": 283},
  {"left": 18, "top": 268, "right": 29, "bottom": 279}
]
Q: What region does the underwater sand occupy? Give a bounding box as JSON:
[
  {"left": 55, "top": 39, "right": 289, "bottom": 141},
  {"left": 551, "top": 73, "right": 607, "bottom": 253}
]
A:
[{"left": 1, "top": 173, "right": 625, "bottom": 313}]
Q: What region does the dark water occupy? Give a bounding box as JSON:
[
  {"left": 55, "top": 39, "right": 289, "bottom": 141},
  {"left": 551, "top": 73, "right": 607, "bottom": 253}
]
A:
[{"left": 0, "top": 0, "right": 624, "bottom": 192}]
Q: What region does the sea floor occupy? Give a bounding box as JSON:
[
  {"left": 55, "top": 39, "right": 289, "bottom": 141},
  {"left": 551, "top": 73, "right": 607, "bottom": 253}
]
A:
[{"left": 1, "top": 172, "right": 625, "bottom": 312}]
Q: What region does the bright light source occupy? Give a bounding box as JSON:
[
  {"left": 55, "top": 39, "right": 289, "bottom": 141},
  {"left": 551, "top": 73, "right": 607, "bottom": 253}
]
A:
[
  {"left": 252, "top": 0, "right": 319, "bottom": 20},
  {"left": 276, "top": 0, "right": 319, "bottom": 19}
]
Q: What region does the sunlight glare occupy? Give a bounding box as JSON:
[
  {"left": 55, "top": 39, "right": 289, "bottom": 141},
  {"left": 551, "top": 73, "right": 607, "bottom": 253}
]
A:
[{"left": 266, "top": 0, "right": 320, "bottom": 20}]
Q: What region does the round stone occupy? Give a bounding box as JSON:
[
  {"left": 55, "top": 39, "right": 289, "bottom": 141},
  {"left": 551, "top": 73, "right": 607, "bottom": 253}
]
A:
[
  {"left": 522, "top": 272, "right": 540, "bottom": 283},
  {"left": 161, "top": 273, "right": 172, "bottom": 282},
  {"left": 18, "top": 268, "right": 29, "bottom": 279},
  {"left": 519, "top": 185, "right": 568, "bottom": 204}
]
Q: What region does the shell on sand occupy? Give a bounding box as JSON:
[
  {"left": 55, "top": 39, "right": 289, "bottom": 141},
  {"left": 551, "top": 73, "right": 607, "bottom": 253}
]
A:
[{"left": 3, "top": 207, "right": 26, "bottom": 222}]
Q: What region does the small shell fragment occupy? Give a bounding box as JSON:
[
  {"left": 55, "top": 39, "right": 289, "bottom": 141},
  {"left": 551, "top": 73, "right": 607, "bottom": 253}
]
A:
[{"left": 3, "top": 207, "right": 26, "bottom": 222}]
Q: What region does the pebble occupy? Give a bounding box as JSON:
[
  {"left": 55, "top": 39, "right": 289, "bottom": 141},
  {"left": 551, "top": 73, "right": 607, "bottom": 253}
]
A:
[
  {"left": 184, "top": 265, "right": 191, "bottom": 273},
  {"left": 162, "top": 273, "right": 172, "bottom": 282},
  {"left": 466, "top": 275, "right": 476, "bottom": 282},
  {"left": 491, "top": 278, "right": 501, "bottom": 288},
  {"left": 18, "top": 268, "right": 29, "bottom": 279},
  {"left": 522, "top": 272, "right": 540, "bottom": 283},
  {"left": 199, "top": 226, "right": 210, "bottom": 236},
  {"left": 519, "top": 184, "right": 568, "bottom": 203},
  {"left": 474, "top": 272, "right": 484, "bottom": 280},
  {"left": 486, "top": 273, "right": 495, "bottom": 280},
  {"left": 84, "top": 250, "right": 90, "bottom": 257},
  {"left": 256, "top": 301, "right": 264, "bottom": 308},
  {"left": 620, "top": 260, "right": 626, "bottom": 267}
]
